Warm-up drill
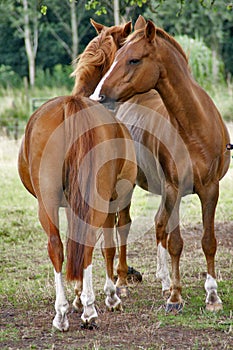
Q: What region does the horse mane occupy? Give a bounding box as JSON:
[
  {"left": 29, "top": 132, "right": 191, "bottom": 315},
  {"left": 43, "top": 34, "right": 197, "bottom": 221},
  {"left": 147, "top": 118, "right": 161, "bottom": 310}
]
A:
[
  {"left": 71, "top": 30, "right": 118, "bottom": 94},
  {"left": 124, "top": 24, "right": 188, "bottom": 64},
  {"left": 156, "top": 27, "right": 188, "bottom": 63}
]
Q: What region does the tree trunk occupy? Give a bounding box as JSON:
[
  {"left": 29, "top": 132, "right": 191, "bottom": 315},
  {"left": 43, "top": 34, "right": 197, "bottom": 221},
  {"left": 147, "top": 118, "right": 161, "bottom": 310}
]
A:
[
  {"left": 70, "top": 0, "right": 78, "bottom": 61},
  {"left": 113, "top": 0, "right": 120, "bottom": 25},
  {"left": 22, "top": 0, "right": 38, "bottom": 86}
]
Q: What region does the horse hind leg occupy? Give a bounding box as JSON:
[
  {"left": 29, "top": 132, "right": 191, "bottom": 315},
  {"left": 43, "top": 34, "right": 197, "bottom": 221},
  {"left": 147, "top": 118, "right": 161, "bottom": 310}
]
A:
[
  {"left": 199, "top": 182, "right": 223, "bottom": 311},
  {"left": 80, "top": 243, "right": 98, "bottom": 328},
  {"left": 102, "top": 213, "right": 122, "bottom": 311},
  {"left": 38, "top": 203, "right": 69, "bottom": 331}
]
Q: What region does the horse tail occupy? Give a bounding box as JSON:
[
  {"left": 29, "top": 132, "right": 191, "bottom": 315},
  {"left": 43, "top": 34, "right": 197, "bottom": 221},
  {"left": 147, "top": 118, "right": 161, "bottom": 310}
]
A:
[{"left": 64, "top": 96, "right": 95, "bottom": 281}]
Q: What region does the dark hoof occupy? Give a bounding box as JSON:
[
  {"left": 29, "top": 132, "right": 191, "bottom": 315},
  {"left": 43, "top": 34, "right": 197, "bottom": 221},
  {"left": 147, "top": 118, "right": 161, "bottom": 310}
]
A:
[
  {"left": 127, "top": 266, "right": 143, "bottom": 282},
  {"left": 165, "top": 302, "right": 183, "bottom": 314},
  {"left": 80, "top": 321, "right": 98, "bottom": 330}
]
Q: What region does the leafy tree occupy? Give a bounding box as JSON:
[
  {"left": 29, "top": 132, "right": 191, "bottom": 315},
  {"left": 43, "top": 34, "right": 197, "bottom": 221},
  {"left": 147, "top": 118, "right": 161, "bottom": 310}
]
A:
[
  {"left": 0, "top": 0, "right": 41, "bottom": 86},
  {"left": 144, "top": 0, "right": 233, "bottom": 76}
]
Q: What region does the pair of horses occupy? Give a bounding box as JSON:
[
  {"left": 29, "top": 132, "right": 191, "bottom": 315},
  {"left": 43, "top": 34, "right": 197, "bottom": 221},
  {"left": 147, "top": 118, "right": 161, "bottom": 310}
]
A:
[{"left": 18, "top": 16, "right": 230, "bottom": 330}]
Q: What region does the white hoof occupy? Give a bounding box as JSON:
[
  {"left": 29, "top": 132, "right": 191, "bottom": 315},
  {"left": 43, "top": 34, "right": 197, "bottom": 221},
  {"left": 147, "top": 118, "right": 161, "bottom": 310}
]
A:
[
  {"left": 53, "top": 313, "right": 69, "bottom": 332},
  {"left": 81, "top": 304, "right": 98, "bottom": 324}
]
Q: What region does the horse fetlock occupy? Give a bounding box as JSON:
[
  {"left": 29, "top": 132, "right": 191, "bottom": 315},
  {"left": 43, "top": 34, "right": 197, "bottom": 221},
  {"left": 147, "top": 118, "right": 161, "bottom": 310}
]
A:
[
  {"left": 81, "top": 304, "right": 98, "bottom": 324},
  {"left": 116, "top": 285, "right": 129, "bottom": 298},
  {"left": 72, "top": 296, "right": 82, "bottom": 312},
  {"left": 168, "top": 286, "right": 183, "bottom": 304},
  {"left": 105, "top": 293, "right": 122, "bottom": 311}
]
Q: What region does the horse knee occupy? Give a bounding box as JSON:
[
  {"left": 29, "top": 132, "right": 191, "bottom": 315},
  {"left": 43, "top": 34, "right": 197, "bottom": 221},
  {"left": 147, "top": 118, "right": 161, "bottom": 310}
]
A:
[{"left": 201, "top": 235, "right": 217, "bottom": 257}]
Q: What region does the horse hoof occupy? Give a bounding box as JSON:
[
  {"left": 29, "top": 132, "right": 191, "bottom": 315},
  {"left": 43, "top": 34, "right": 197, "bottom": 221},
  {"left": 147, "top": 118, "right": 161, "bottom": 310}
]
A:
[
  {"left": 206, "top": 303, "right": 223, "bottom": 312},
  {"left": 116, "top": 286, "right": 129, "bottom": 298},
  {"left": 52, "top": 322, "right": 69, "bottom": 332},
  {"left": 81, "top": 321, "right": 98, "bottom": 330},
  {"left": 127, "top": 266, "right": 143, "bottom": 282},
  {"left": 165, "top": 302, "right": 183, "bottom": 314}
]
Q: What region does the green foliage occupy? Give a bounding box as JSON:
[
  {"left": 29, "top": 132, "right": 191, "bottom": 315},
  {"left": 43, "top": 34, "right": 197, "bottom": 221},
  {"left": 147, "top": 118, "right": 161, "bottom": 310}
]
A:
[
  {"left": 35, "top": 64, "right": 73, "bottom": 90},
  {"left": 146, "top": 0, "right": 233, "bottom": 76},
  {"left": 40, "top": 4, "right": 47, "bottom": 15},
  {"left": 176, "top": 35, "right": 225, "bottom": 91},
  {"left": 0, "top": 65, "right": 22, "bottom": 89}
]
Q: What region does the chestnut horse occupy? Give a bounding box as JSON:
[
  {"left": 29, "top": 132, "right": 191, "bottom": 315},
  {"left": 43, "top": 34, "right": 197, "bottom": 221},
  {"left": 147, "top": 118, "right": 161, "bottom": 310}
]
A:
[
  {"left": 18, "top": 21, "right": 136, "bottom": 331},
  {"left": 91, "top": 17, "right": 231, "bottom": 313}
]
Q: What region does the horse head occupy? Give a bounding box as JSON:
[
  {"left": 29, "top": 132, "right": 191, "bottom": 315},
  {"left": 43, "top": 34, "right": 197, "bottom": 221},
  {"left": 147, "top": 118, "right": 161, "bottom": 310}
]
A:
[
  {"left": 72, "top": 19, "right": 132, "bottom": 97},
  {"left": 91, "top": 20, "right": 160, "bottom": 103}
]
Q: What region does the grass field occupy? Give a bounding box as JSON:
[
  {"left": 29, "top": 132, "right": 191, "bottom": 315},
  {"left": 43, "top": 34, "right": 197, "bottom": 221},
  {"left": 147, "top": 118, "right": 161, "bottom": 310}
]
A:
[{"left": 0, "top": 126, "right": 233, "bottom": 349}]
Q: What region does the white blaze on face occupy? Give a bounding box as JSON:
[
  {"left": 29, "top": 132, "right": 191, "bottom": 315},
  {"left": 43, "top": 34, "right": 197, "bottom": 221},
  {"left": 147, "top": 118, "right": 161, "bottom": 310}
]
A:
[{"left": 90, "top": 61, "right": 118, "bottom": 101}]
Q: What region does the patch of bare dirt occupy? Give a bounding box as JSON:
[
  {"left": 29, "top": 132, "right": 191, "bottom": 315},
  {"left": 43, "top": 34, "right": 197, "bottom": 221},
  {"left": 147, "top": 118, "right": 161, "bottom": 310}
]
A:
[{"left": 1, "top": 302, "right": 232, "bottom": 350}]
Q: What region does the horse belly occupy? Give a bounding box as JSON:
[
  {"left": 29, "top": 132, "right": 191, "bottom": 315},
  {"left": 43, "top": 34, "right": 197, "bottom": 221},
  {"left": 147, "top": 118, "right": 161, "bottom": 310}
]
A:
[{"left": 135, "top": 143, "right": 162, "bottom": 194}]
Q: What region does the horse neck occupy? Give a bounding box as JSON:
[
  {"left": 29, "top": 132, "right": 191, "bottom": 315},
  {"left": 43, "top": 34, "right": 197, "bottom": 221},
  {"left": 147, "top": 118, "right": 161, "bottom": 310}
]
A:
[{"left": 155, "top": 41, "right": 215, "bottom": 128}]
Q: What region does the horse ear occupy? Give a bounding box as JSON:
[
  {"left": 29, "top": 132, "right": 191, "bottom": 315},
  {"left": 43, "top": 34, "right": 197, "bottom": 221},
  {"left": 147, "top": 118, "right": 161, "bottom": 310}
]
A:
[
  {"left": 122, "top": 21, "right": 132, "bottom": 38},
  {"left": 90, "top": 19, "right": 105, "bottom": 34},
  {"left": 134, "top": 15, "right": 146, "bottom": 30},
  {"left": 145, "top": 20, "right": 156, "bottom": 42}
]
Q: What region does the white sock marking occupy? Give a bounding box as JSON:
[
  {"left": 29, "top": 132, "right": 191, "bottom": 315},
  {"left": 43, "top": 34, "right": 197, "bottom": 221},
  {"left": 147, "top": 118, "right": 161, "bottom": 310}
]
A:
[
  {"left": 156, "top": 243, "right": 171, "bottom": 292},
  {"left": 53, "top": 270, "right": 69, "bottom": 331},
  {"left": 81, "top": 264, "right": 95, "bottom": 306},
  {"left": 204, "top": 273, "right": 222, "bottom": 305},
  {"left": 104, "top": 274, "right": 121, "bottom": 309}
]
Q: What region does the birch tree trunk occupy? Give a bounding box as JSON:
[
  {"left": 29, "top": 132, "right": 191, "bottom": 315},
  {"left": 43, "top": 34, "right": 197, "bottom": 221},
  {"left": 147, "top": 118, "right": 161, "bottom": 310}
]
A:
[
  {"left": 70, "top": 0, "right": 78, "bottom": 61},
  {"left": 22, "top": 0, "right": 38, "bottom": 87},
  {"left": 113, "top": 0, "right": 120, "bottom": 25}
]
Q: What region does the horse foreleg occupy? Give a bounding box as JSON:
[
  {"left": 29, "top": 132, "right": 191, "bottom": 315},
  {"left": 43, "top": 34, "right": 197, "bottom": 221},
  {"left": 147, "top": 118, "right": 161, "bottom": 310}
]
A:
[
  {"left": 156, "top": 186, "right": 183, "bottom": 313},
  {"left": 167, "top": 225, "right": 183, "bottom": 313},
  {"left": 38, "top": 204, "right": 69, "bottom": 331},
  {"left": 156, "top": 241, "right": 171, "bottom": 298},
  {"left": 155, "top": 204, "right": 171, "bottom": 298},
  {"left": 102, "top": 213, "right": 122, "bottom": 310},
  {"left": 199, "top": 183, "right": 223, "bottom": 311},
  {"left": 115, "top": 204, "right": 132, "bottom": 297}
]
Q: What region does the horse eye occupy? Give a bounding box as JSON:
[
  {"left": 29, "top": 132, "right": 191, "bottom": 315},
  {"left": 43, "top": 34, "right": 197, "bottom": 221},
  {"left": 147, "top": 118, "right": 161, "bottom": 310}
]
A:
[{"left": 128, "top": 59, "right": 140, "bottom": 65}]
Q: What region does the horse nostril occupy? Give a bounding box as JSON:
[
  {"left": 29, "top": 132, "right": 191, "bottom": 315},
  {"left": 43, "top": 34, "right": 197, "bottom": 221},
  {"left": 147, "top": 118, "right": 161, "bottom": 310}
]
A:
[{"left": 99, "top": 94, "right": 105, "bottom": 102}]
